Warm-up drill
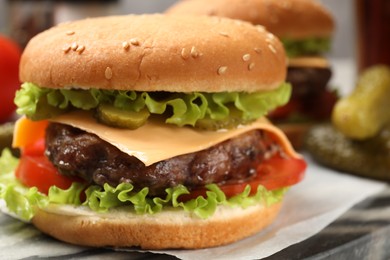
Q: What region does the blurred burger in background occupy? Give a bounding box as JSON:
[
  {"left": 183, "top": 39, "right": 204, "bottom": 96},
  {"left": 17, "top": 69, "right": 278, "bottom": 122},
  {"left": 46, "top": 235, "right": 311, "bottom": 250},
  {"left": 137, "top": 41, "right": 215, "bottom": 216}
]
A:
[{"left": 167, "top": 0, "right": 337, "bottom": 148}]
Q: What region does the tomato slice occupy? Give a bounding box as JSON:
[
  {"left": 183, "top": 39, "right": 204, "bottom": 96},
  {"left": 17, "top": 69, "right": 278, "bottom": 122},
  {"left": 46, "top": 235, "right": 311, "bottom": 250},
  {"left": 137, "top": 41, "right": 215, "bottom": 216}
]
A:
[
  {"left": 23, "top": 138, "right": 45, "bottom": 156},
  {"left": 15, "top": 137, "right": 82, "bottom": 194},
  {"left": 268, "top": 100, "right": 301, "bottom": 120},
  {"left": 179, "top": 154, "right": 306, "bottom": 202},
  {"left": 255, "top": 155, "right": 306, "bottom": 190},
  {"left": 15, "top": 155, "right": 81, "bottom": 195}
]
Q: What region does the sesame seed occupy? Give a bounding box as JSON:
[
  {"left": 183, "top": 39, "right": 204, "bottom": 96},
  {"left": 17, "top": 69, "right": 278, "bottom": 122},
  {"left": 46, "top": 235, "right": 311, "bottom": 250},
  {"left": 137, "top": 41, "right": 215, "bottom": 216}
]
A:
[
  {"left": 191, "top": 46, "right": 199, "bottom": 58},
  {"left": 267, "top": 33, "right": 275, "bottom": 40},
  {"left": 62, "top": 46, "right": 71, "bottom": 53},
  {"left": 242, "top": 54, "right": 251, "bottom": 61},
  {"left": 181, "top": 48, "right": 190, "bottom": 59},
  {"left": 248, "top": 63, "right": 255, "bottom": 71},
  {"left": 130, "top": 38, "right": 140, "bottom": 46},
  {"left": 266, "top": 38, "right": 272, "bottom": 44},
  {"left": 122, "top": 41, "right": 130, "bottom": 50},
  {"left": 76, "top": 45, "right": 85, "bottom": 54},
  {"left": 66, "top": 31, "right": 75, "bottom": 36},
  {"left": 217, "top": 66, "right": 228, "bottom": 75},
  {"left": 268, "top": 44, "right": 277, "bottom": 54},
  {"left": 254, "top": 47, "right": 262, "bottom": 54},
  {"left": 256, "top": 25, "right": 266, "bottom": 32},
  {"left": 71, "top": 42, "right": 78, "bottom": 51},
  {"left": 219, "top": 32, "right": 229, "bottom": 37},
  {"left": 105, "top": 67, "right": 113, "bottom": 80}
]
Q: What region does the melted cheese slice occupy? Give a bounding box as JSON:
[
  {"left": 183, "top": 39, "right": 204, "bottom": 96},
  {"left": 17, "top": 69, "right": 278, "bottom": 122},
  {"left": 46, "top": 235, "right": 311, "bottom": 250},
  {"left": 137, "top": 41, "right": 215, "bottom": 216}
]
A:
[
  {"left": 288, "top": 56, "right": 329, "bottom": 68},
  {"left": 43, "top": 111, "right": 299, "bottom": 166}
]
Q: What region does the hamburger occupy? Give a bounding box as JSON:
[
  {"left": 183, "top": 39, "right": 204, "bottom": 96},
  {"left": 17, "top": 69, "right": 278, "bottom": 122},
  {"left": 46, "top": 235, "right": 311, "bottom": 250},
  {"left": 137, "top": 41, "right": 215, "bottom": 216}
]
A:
[
  {"left": 0, "top": 14, "right": 306, "bottom": 249},
  {"left": 166, "top": 0, "right": 337, "bottom": 148}
]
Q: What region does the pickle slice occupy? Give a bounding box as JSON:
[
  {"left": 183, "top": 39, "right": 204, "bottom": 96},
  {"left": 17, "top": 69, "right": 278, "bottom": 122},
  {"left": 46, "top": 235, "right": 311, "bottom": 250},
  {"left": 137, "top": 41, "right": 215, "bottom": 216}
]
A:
[
  {"left": 195, "top": 107, "right": 252, "bottom": 130},
  {"left": 0, "top": 122, "right": 19, "bottom": 156},
  {"left": 305, "top": 124, "right": 390, "bottom": 180},
  {"left": 332, "top": 65, "right": 390, "bottom": 140},
  {"left": 0, "top": 123, "right": 14, "bottom": 151},
  {"left": 97, "top": 104, "right": 150, "bottom": 129}
]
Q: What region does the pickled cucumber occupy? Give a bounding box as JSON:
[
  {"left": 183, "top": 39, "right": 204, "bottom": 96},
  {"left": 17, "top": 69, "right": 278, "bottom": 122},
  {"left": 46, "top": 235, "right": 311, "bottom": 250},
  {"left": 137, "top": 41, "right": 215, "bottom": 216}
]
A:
[
  {"left": 96, "top": 104, "right": 150, "bottom": 129},
  {"left": 28, "top": 96, "right": 66, "bottom": 121},
  {"left": 305, "top": 124, "right": 390, "bottom": 180},
  {"left": 332, "top": 65, "right": 390, "bottom": 140},
  {"left": 0, "top": 123, "right": 19, "bottom": 157},
  {"left": 195, "top": 107, "right": 252, "bottom": 130}
]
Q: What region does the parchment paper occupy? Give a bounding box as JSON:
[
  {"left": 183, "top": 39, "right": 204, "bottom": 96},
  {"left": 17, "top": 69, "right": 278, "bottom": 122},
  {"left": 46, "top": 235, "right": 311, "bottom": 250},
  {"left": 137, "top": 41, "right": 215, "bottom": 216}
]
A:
[
  {"left": 143, "top": 154, "right": 387, "bottom": 260},
  {"left": 0, "top": 155, "right": 387, "bottom": 259}
]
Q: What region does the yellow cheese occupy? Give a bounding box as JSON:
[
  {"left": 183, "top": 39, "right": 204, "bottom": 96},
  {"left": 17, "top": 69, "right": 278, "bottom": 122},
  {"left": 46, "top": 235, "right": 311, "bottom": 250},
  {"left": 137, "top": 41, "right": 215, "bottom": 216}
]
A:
[
  {"left": 46, "top": 111, "right": 299, "bottom": 166},
  {"left": 288, "top": 56, "right": 329, "bottom": 68}
]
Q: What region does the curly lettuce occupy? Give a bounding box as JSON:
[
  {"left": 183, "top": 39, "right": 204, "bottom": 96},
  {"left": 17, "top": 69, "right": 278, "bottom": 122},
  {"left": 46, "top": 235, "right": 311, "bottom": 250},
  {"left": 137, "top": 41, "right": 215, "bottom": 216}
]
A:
[
  {"left": 0, "top": 149, "right": 287, "bottom": 221},
  {"left": 14, "top": 82, "right": 291, "bottom": 127},
  {"left": 282, "top": 37, "right": 331, "bottom": 57}
]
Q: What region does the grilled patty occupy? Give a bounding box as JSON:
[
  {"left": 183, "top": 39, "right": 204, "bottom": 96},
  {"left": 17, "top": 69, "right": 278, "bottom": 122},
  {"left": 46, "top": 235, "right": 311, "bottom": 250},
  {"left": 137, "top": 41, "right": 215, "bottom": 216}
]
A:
[
  {"left": 45, "top": 123, "right": 280, "bottom": 196},
  {"left": 287, "top": 66, "right": 332, "bottom": 100}
]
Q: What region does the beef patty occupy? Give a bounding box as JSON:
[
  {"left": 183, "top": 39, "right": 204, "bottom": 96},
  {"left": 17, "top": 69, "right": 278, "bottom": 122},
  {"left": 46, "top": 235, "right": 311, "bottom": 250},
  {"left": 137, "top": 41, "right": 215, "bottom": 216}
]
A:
[
  {"left": 287, "top": 66, "right": 332, "bottom": 100},
  {"left": 45, "top": 123, "right": 280, "bottom": 196}
]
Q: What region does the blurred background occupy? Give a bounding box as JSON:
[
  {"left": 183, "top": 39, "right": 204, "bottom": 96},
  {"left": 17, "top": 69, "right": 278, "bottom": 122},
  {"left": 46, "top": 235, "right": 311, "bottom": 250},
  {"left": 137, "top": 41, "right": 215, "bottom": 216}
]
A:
[{"left": 0, "top": 0, "right": 356, "bottom": 58}]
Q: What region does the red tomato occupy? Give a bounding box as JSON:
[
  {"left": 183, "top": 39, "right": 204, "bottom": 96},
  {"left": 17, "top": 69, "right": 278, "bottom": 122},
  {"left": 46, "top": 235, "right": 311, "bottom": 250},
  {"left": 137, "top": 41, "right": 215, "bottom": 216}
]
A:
[
  {"left": 268, "top": 100, "right": 301, "bottom": 120},
  {"left": 23, "top": 138, "right": 46, "bottom": 156},
  {"left": 15, "top": 138, "right": 82, "bottom": 194},
  {"left": 179, "top": 155, "right": 306, "bottom": 202},
  {"left": 0, "top": 35, "right": 22, "bottom": 122},
  {"left": 255, "top": 155, "right": 306, "bottom": 190},
  {"left": 15, "top": 155, "right": 80, "bottom": 195}
]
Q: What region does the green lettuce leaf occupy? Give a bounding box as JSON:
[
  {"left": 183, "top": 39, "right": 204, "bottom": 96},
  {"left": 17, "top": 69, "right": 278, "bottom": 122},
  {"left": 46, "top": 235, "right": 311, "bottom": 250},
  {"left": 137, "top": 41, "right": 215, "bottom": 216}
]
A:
[
  {"left": 282, "top": 37, "right": 331, "bottom": 57},
  {"left": 14, "top": 82, "right": 291, "bottom": 126},
  {"left": 0, "top": 149, "right": 48, "bottom": 220},
  {"left": 0, "top": 150, "right": 287, "bottom": 221}
]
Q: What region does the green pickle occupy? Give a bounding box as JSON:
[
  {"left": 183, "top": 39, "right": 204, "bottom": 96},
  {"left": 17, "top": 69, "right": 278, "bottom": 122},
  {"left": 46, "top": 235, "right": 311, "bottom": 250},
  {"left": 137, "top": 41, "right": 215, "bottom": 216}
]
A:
[
  {"left": 97, "top": 104, "right": 150, "bottom": 129},
  {"left": 305, "top": 124, "right": 390, "bottom": 180},
  {"left": 332, "top": 65, "right": 390, "bottom": 139},
  {"left": 0, "top": 123, "right": 19, "bottom": 156},
  {"left": 195, "top": 107, "right": 252, "bottom": 131}
]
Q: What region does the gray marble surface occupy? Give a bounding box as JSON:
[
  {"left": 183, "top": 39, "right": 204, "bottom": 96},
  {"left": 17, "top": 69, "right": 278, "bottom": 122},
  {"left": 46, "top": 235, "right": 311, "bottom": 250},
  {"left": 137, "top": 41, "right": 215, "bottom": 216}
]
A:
[{"left": 264, "top": 187, "right": 390, "bottom": 260}]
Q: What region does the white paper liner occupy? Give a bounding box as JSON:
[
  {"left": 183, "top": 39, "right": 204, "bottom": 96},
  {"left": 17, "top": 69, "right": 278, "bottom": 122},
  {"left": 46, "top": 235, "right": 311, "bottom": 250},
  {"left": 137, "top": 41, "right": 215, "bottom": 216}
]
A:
[{"left": 132, "top": 155, "right": 387, "bottom": 259}]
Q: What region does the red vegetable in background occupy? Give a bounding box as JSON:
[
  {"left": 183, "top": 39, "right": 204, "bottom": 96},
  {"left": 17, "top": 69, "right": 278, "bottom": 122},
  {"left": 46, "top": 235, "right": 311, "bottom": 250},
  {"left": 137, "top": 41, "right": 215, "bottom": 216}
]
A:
[{"left": 0, "top": 35, "right": 22, "bottom": 122}]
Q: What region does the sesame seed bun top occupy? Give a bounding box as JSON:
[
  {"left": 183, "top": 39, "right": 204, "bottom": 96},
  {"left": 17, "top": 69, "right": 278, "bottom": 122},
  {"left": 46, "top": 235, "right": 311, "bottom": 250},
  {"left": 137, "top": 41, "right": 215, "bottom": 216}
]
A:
[
  {"left": 20, "top": 14, "right": 287, "bottom": 93},
  {"left": 166, "top": 0, "right": 335, "bottom": 40}
]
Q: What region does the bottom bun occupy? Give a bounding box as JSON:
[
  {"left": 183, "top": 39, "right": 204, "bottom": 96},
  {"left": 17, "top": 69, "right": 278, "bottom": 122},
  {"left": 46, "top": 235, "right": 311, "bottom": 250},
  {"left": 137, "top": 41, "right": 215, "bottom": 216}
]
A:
[
  {"left": 32, "top": 202, "right": 282, "bottom": 249},
  {"left": 277, "top": 123, "right": 314, "bottom": 150}
]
